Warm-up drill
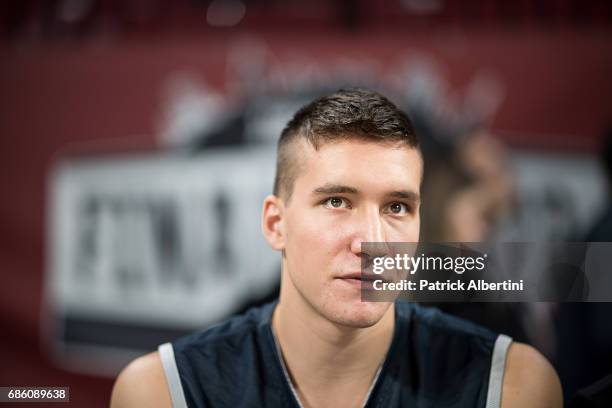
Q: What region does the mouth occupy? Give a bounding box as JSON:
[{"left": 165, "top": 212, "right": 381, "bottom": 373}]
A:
[{"left": 335, "top": 273, "right": 381, "bottom": 289}]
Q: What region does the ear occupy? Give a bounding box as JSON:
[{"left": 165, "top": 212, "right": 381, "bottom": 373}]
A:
[{"left": 261, "top": 194, "right": 286, "bottom": 251}]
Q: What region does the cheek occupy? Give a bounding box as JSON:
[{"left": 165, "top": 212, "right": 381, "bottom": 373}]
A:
[
  {"left": 285, "top": 211, "right": 352, "bottom": 263},
  {"left": 292, "top": 219, "right": 348, "bottom": 252},
  {"left": 387, "top": 217, "right": 420, "bottom": 242}
]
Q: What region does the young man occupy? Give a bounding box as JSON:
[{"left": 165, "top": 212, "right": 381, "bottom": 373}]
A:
[{"left": 111, "top": 89, "right": 562, "bottom": 407}]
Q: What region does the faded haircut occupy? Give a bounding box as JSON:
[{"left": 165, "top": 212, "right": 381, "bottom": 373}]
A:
[{"left": 273, "top": 88, "right": 419, "bottom": 201}]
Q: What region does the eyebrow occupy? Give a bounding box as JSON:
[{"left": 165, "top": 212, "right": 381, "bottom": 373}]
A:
[
  {"left": 311, "top": 183, "right": 420, "bottom": 202},
  {"left": 312, "top": 184, "right": 358, "bottom": 195},
  {"left": 388, "top": 190, "right": 420, "bottom": 203}
]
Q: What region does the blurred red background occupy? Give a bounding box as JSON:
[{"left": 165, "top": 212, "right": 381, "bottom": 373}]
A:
[{"left": 1, "top": 1, "right": 612, "bottom": 406}]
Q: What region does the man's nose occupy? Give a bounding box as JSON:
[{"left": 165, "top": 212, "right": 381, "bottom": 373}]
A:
[{"left": 349, "top": 208, "right": 386, "bottom": 256}]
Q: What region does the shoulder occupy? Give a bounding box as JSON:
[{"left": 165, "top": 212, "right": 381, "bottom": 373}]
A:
[
  {"left": 398, "top": 301, "right": 496, "bottom": 341},
  {"left": 111, "top": 304, "right": 275, "bottom": 407},
  {"left": 110, "top": 352, "right": 171, "bottom": 408},
  {"left": 172, "top": 302, "right": 276, "bottom": 387},
  {"left": 170, "top": 303, "right": 277, "bottom": 405},
  {"left": 174, "top": 302, "right": 274, "bottom": 355},
  {"left": 396, "top": 302, "right": 498, "bottom": 385},
  {"left": 501, "top": 342, "right": 563, "bottom": 408}
]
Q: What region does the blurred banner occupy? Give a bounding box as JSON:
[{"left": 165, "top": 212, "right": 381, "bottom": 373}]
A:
[
  {"left": 503, "top": 151, "right": 605, "bottom": 240},
  {"left": 46, "top": 147, "right": 279, "bottom": 374}
]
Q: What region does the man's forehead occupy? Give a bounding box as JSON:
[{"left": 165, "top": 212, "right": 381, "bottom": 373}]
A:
[
  {"left": 300, "top": 137, "right": 420, "bottom": 163},
  {"left": 294, "top": 139, "right": 423, "bottom": 194}
]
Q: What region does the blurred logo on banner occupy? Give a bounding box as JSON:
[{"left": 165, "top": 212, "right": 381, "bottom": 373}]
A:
[{"left": 45, "top": 147, "right": 279, "bottom": 375}]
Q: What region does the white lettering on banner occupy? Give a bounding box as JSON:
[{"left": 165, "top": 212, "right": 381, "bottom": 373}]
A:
[{"left": 49, "top": 148, "right": 279, "bottom": 326}]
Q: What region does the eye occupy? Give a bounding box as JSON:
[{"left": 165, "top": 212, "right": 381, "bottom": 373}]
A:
[
  {"left": 385, "top": 202, "right": 410, "bottom": 215},
  {"left": 323, "top": 197, "right": 351, "bottom": 209}
]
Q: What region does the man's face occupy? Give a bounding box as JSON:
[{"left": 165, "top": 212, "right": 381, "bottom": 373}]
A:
[{"left": 281, "top": 139, "right": 422, "bottom": 328}]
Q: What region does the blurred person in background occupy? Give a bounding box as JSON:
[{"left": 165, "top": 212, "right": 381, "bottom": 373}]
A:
[
  {"left": 557, "top": 126, "right": 612, "bottom": 404},
  {"left": 418, "top": 129, "right": 530, "bottom": 343},
  {"left": 111, "top": 89, "right": 561, "bottom": 408},
  {"left": 421, "top": 130, "right": 515, "bottom": 243}
]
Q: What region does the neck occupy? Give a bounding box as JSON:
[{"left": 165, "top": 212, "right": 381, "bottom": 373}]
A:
[{"left": 272, "top": 272, "right": 395, "bottom": 403}]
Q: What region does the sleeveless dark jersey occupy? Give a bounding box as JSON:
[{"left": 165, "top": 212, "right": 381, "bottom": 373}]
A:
[{"left": 159, "top": 301, "right": 512, "bottom": 408}]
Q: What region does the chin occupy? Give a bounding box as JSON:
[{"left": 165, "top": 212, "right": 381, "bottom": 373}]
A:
[{"left": 321, "top": 298, "right": 392, "bottom": 329}]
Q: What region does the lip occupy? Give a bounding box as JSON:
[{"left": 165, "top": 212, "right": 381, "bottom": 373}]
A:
[
  {"left": 338, "top": 272, "right": 379, "bottom": 281},
  {"left": 335, "top": 273, "right": 385, "bottom": 290}
]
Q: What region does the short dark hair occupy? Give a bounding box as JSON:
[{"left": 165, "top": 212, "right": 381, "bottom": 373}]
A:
[{"left": 273, "top": 88, "right": 419, "bottom": 201}]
